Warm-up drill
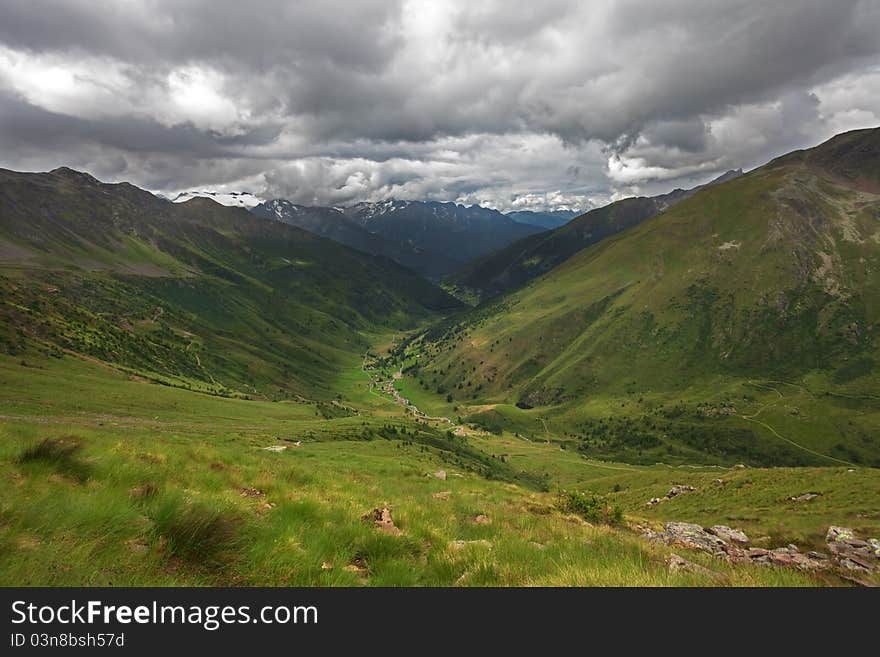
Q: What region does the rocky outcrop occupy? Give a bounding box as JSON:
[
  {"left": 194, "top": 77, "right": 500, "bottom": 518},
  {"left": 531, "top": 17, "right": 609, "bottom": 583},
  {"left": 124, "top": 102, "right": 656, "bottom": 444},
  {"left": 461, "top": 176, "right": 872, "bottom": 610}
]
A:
[
  {"left": 708, "top": 525, "right": 750, "bottom": 545},
  {"left": 647, "top": 522, "right": 729, "bottom": 554},
  {"left": 363, "top": 507, "right": 402, "bottom": 536},
  {"left": 826, "top": 527, "right": 880, "bottom": 573},
  {"left": 667, "top": 554, "right": 724, "bottom": 580},
  {"left": 647, "top": 485, "right": 696, "bottom": 505},
  {"left": 642, "top": 521, "right": 879, "bottom": 579}
]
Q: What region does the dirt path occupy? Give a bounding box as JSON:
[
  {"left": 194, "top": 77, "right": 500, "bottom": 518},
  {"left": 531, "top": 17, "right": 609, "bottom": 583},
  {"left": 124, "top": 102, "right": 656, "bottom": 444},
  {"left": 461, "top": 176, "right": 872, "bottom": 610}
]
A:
[
  {"left": 186, "top": 339, "right": 218, "bottom": 385},
  {"left": 740, "top": 415, "right": 855, "bottom": 467},
  {"left": 537, "top": 417, "right": 551, "bottom": 436},
  {"left": 740, "top": 380, "right": 856, "bottom": 467}
]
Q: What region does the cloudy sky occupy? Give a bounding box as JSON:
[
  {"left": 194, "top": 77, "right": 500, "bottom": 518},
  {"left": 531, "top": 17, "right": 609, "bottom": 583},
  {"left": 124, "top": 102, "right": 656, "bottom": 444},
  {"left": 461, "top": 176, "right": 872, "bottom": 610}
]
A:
[{"left": 0, "top": 0, "right": 878, "bottom": 212}]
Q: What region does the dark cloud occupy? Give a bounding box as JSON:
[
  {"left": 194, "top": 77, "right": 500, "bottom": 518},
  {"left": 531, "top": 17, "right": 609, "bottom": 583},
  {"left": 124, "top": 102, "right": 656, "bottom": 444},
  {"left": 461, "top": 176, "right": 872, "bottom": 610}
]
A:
[
  {"left": 0, "top": 0, "right": 404, "bottom": 71},
  {"left": 0, "top": 0, "right": 878, "bottom": 210}
]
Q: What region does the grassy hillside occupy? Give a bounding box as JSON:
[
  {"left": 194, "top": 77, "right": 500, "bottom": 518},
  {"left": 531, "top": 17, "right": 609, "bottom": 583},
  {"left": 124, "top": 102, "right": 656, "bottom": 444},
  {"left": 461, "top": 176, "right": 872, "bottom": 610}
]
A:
[
  {"left": 4, "top": 350, "right": 864, "bottom": 587},
  {"left": 448, "top": 196, "right": 666, "bottom": 301},
  {"left": 0, "top": 167, "right": 460, "bottom": 400},
  {"left": 449, "top": 170, "right": 741, "bottom": 302},
  {"left": 405, "top": 129, "right": 880, "bottom": 466}
]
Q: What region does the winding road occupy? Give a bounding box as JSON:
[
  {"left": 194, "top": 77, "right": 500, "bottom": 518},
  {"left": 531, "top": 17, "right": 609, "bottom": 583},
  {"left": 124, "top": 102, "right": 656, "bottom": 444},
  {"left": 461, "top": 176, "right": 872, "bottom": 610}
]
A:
[{"left": 361, "top": 352, "right": 456, "bottom": 426}]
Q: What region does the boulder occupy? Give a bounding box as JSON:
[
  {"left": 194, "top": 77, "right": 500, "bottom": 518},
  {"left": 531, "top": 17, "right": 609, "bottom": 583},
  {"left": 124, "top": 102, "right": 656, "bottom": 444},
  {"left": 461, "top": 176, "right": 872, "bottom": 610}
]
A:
[
  {"left": 659, "top": 522, "right": 728, "bottom": 554},
  {"left": 839, "top": 556, "right": 874, "bottom": 573},
  {"left": 788, "top": 493, "right": 820, "bottom": 502},
  {"left": 769, "top": 550, "right": 797, "bottom": 566},
  {"left": 709, "top": 525, "right": 750, "bottom": 545},
  {"left": 647, "top": 485, "right": 696, "bottom": 505},
  {"left": 825, "top": 526, "right": 878, "bottom": 573},
  {"left": 667, "top": 485, "right": 696, "bottom": 498},
  {"left": 827, "top": 526, "right": 855, "bottom": 542},
  {"left": 667, "top": 554, "right": 722, "bottom": 579}
]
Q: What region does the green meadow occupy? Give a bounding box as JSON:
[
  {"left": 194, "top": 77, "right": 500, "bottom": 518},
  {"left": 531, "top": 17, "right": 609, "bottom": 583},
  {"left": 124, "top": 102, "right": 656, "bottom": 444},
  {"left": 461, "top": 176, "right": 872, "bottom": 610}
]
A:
[{"left": 1, "top": 350, "right": 876, "bottom": 587}]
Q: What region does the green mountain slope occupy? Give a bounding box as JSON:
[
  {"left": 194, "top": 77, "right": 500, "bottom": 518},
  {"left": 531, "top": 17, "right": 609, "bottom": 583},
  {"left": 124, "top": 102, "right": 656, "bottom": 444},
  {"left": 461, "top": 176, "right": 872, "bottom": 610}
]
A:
[
  {"left": 449, "top": 170, "right": 741, "bottom": 301},
  {"left": 0, "top": 167, "right": 460, "bottom": 399},
  {"left": 406, "top": 128, "right": 880, "bottom": 466}
]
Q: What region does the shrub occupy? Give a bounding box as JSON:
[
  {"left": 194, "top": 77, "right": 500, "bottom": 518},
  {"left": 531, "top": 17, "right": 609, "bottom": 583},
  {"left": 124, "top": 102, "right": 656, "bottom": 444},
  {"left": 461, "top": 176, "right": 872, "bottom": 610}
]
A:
[{"left": 557, "top": 490, "right": 623, "bottom": 525}]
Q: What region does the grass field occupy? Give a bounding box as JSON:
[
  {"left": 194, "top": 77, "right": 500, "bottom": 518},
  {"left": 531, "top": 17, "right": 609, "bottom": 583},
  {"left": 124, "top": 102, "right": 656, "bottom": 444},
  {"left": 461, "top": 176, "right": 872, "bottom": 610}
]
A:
[{"left": 2, "top": 350, "right": 877, "bottom": 587}]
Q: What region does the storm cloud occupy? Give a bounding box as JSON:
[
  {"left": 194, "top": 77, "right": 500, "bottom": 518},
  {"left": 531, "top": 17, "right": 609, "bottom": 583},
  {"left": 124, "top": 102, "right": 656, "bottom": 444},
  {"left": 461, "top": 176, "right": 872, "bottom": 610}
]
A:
[{"left": 0, "top": 0, "right": 878, "bottom": 210}]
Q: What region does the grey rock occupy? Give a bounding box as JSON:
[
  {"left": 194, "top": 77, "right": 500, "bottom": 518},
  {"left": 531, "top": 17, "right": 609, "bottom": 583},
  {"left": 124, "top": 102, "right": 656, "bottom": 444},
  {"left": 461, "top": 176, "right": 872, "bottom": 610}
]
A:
[
  {"left": 647, "top": 484, "right": 696, "bottom": 505},
  {"left": 827, "top": 526, "right": 855, "bottom": 542},
  {"left": 660, "top": 522, "right": 728, "bottom": 554},
  {"left": 667, "top": 554, "right": 722, "bottom": 579},
  {"left": 667, "top": 485, "right": 696, "bottom": 498},
  {"left": 709, "top": 525, "right": 750, "bottom": 545}
]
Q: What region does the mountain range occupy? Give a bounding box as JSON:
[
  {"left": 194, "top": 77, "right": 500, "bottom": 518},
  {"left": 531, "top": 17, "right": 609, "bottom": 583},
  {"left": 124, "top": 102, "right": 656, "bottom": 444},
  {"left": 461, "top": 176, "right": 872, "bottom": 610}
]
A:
[
  {"left": 403, "top": 128, "right": 880, "bottom": 466},
  {"left": 2, "top": 128, "right": 880, "bottom": 590},
  {"left": 0, "top": 167, "right": 459, "bottom": 399},
  {"left": 1, "top": 128, "right": 878, "bottom": 468},
  {"left": 251, "top": 199, "right": 546, "bottom": 278},
  {"left": 251, "top": 199, "right": 459, "bottom": 278},
  {"left": 449, "top": 169, "right": 743, "bottom": 301}
]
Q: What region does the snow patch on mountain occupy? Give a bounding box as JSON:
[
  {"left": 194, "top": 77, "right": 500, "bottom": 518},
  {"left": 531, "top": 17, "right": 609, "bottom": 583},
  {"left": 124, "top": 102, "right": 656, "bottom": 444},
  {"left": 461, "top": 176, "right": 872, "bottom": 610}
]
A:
[{"left": 172, "top": 190, "right": 263, "bottom": 209}]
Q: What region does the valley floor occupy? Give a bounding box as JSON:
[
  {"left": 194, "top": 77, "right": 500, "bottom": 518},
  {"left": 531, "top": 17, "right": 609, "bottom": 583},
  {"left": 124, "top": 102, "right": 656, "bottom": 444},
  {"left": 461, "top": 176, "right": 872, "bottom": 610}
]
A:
[{"left": 1, "top": 345, "right": 878, "bottom": 586}]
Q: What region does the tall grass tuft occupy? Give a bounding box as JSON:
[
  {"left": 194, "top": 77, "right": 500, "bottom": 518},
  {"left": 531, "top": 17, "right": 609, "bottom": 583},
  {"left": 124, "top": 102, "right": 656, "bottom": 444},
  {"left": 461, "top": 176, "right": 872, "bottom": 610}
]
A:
[
  {"left": 150, "top": 498, "right": 245, "bottom": 572},
  {"left": 17, "top": 437, "right": 91, "bottom": 482}
]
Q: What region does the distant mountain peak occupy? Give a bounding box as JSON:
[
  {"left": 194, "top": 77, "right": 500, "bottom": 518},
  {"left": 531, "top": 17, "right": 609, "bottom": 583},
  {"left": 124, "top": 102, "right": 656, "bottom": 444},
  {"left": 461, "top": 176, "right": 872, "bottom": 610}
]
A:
[
  {"left": 709, "top": 168, "right": 744, "bottom": 184},
  {"left": 49, "top": 167, "right": 100, "bottom": 184},
  {"left": 172, "top": 190, "right": 263, "bottom": 209}
]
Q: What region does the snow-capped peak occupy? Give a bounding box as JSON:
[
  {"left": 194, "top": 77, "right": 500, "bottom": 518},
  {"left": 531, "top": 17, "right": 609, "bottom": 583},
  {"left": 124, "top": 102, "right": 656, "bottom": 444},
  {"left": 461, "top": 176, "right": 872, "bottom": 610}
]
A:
[{"left": 172, "top": 190, "right": 263, "bottom": 209}]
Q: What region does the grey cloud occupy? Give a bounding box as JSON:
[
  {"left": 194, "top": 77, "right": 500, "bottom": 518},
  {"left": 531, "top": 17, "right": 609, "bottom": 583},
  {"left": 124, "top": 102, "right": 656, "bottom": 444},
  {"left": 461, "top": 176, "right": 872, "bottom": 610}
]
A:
[
  {"left": 0, "top": 0, "right": 878, "bottom": 211},
  {"left": 0, "top": 0, "right": 404, "bottom": 72}
]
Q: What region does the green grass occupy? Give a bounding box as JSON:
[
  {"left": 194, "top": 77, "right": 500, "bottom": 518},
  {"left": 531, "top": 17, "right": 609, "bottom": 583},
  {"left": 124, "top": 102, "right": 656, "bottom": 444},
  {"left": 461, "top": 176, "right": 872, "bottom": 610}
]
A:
[
  {"left": 0, "top": 351, "right": 874, "bottom": 586},
  {"left": 464, "top": 430, "right": 880, "bottom": 546}
]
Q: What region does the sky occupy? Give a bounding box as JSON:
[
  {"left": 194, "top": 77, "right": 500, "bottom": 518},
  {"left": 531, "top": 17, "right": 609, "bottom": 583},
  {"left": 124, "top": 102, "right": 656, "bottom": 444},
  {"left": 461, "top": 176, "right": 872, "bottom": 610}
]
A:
[{"left": 0, "top": 0, "right": 878, "bottom": 212}]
